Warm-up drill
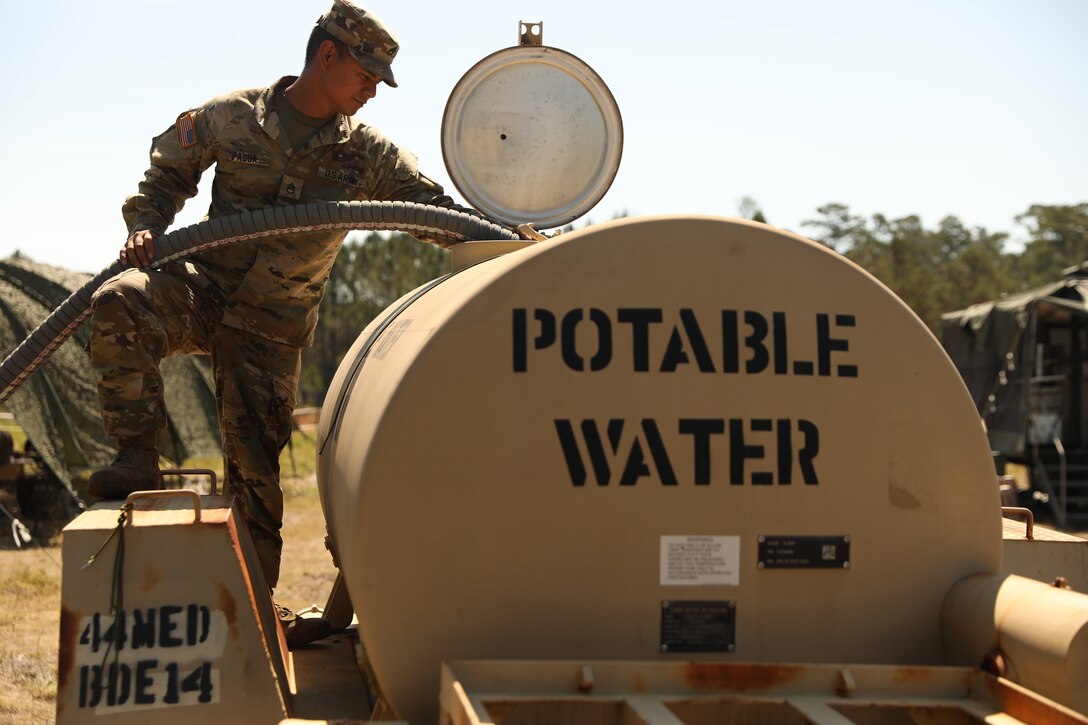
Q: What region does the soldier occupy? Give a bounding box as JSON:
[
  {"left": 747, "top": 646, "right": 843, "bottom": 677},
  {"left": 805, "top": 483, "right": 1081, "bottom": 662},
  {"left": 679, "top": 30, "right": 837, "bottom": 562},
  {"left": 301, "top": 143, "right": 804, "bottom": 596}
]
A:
[{"left": 88, "top": 0, "right": 475, "bottom": 647}]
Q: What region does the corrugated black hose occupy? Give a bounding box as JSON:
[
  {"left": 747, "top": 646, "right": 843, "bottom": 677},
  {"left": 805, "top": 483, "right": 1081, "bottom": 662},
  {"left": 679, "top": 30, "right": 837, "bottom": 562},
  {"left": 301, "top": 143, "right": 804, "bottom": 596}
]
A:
[{"left": 0, "top": 200, "right": 519, "bottom": 404}]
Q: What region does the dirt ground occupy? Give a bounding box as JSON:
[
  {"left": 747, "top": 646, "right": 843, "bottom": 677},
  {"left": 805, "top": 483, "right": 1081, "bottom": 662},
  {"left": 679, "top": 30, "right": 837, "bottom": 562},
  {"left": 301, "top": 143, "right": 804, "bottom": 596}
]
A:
[{"left": 0, "top": 433, "right": 336, "bottom": 725}]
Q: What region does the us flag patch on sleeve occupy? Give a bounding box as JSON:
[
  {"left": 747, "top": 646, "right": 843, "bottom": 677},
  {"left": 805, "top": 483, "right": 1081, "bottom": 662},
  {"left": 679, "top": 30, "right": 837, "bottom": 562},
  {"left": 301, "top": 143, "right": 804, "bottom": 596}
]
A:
[{"left": 177, "top": 112, "right": 197, "bottom": 148}]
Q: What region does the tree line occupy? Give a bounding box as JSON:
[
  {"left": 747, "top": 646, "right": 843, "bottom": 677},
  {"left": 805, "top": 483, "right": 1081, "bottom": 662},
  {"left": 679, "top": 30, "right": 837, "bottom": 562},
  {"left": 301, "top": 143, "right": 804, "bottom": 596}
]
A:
[
  {"left": 299, "top": 202, "right": 1088, "bottom": 405},
  {"left": 799, "top": 201, "right": 1088, "bottom": 331}
]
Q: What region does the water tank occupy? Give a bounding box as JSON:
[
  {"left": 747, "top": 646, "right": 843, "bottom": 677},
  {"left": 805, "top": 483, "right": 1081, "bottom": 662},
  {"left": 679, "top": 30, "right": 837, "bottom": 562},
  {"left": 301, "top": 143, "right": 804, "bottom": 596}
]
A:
[{"left": 316, "top": 216, "right": 1001, "bottom": 724}]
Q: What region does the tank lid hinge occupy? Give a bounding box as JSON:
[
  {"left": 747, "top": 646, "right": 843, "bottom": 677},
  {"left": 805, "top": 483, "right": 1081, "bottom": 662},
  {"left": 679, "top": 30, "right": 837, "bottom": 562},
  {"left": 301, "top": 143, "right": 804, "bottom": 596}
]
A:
[{"left": 519, "top": 21, "right": 543, "bottom": 46}]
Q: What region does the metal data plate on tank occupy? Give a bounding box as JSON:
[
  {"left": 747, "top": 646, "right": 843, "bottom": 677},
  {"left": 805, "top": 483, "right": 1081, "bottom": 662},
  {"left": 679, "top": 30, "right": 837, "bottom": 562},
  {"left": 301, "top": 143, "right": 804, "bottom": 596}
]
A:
[
  {"left": 660, "top": 600, "right": 736, "bottom": 653},
  {"left": 441, "top": 44, "right": 623, "bottom": 228},
  {"left": 758, "top": 535, "right": 852, "bottom": 569}
]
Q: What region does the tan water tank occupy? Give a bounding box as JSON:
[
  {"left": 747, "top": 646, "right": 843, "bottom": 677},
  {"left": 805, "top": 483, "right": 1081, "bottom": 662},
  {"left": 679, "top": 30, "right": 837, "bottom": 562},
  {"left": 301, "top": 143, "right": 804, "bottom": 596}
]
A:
[{"left": 316, "top": 216, "right": 1001, "bottom": 724}]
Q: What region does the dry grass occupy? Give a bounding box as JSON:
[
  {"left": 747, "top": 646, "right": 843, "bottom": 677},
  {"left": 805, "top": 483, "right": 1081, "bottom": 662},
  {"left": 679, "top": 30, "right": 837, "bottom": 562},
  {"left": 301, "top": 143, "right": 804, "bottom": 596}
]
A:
[
  {"left": 0, "top": 548, "right": 62, "bottom": 724},
  {"left": 275, "top": 472, "right": 340, "bottom": 611},
  {"left": 0, "top": 429, "right": 335, "bottom": 724}
]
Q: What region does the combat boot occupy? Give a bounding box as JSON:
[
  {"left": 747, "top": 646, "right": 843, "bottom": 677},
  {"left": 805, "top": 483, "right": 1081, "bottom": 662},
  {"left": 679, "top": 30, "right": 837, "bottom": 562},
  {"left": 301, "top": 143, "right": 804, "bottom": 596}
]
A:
[
  {"left": 275, "top": 603, "right": 332, "bottom": 649},
  {"left": 88, "top": 433, "right": 162, "bottom": 499}
]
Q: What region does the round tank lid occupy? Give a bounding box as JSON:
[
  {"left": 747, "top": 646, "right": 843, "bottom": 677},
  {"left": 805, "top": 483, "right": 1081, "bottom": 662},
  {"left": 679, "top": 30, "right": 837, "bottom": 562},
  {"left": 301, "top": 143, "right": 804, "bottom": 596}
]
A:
[{"left": 441, "top": 37, "right": 623, "bottom": 229}]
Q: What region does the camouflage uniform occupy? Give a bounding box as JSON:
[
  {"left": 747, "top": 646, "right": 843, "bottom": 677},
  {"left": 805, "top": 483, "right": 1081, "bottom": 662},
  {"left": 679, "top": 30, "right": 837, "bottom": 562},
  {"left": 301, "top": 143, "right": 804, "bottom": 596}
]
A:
[{"left": 92, "top": 73, "right": 463, "bottom": 587}]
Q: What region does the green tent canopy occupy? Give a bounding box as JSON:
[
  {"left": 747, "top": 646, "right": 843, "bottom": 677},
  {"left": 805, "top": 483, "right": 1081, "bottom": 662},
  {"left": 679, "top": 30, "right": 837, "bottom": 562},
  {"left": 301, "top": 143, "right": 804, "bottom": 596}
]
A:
[
  {"left": 0, "top": 256, "right": 221, "bottom": 499},
  {"left": 941, "top": 266, "right": 1088, "bottom": 457}
]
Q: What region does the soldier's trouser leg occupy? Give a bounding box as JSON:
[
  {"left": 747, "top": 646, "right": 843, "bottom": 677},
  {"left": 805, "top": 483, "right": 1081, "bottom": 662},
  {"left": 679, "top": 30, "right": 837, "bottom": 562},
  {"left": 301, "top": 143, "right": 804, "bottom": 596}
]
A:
[
  {"left": 213, "top": 329, "right": 301, "bottom": 589},
  {"left": 90, "top": 269, "right": 215, "bottom": 440}
]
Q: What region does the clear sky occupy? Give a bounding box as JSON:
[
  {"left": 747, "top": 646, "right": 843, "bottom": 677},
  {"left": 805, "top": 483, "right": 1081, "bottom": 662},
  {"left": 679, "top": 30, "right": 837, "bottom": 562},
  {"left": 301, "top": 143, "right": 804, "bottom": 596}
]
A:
[{"left": 0, "top": 0, "right": 1084, "bottom": 274}]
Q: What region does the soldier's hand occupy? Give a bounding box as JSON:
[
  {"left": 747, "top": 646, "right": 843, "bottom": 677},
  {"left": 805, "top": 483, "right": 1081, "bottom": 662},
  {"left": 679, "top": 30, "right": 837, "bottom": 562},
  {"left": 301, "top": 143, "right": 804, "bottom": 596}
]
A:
[{"left": 121, "top": 230, "right": 156, "bottom": 268}]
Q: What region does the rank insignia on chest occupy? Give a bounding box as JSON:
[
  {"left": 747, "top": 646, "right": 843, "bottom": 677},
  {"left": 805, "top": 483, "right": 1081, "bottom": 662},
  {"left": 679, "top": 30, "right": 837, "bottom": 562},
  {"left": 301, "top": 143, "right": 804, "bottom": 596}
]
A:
[
  {"left": 279, "top": 175, "right": 304, "bottom": 201},
  {"left": 177, "top": 112, "right": 198, "bottom": 149}
]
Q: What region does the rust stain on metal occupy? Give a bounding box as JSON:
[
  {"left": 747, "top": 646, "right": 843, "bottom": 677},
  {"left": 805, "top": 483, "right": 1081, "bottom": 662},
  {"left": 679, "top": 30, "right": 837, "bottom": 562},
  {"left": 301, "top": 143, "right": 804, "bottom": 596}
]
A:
[
  {"left": 139, "top": 562, "right": 160, "bottom": 592},
  {"left": 981, "top": 674, "right": 1085, "bottom": 725},
  {"left": 217, "top": 581, "right": 240, "bottom": 641},
  {"left": 222, "top": 519, "right": 263, "bottom": 630},
  {"left": 891, "top": 666, "right": 933, "bottom": 684},
  {"left": 56, "top": 606, "right": 80, "bottom": 707},
  {"left": 682, "top": 663, "right": 804, "bottom": 691}
]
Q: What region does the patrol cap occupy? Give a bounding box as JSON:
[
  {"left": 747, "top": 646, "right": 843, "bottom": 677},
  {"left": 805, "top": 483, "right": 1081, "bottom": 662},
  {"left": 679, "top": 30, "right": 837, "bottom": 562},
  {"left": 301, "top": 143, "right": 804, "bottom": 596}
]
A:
[{"left": 318, "top": 0, "right": 400, "bottom": 87}]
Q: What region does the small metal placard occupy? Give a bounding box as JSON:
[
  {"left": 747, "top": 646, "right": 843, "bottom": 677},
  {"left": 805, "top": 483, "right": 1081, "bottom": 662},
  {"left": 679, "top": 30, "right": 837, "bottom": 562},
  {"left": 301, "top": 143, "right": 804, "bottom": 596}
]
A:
[
  {"left": 757, "top": 535, "right": 851, "bottom": 569},
  {"left": 660, "top": 600, "right": 735, "bottom": 653}
]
